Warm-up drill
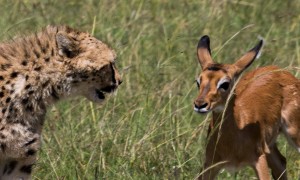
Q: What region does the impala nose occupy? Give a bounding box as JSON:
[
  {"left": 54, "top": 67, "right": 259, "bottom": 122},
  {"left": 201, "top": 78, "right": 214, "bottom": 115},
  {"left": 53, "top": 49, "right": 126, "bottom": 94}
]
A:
[
  {"left": 194, "top": 102, "right": 208, "bottom": 110},
  {"left": 194, "top": 101, "right": 209, "bottom": 113}
]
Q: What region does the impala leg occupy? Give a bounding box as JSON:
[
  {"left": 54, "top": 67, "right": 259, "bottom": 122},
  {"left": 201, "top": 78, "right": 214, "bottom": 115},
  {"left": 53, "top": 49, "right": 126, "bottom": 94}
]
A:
[
  {"left": 198, "top": 168, "right": 220, "bottom": 180},
  {"left": 254, "top": 153, "right": 271, "bottom": 180},
  {"left": 266, "top": 143, "right": 287, "bottom": 180},
  {"left": 198, "top": 161, "right": 224, "bottom": 180},
  {"left": 198, "top": 138, "right": 225, "bottom": 180}
]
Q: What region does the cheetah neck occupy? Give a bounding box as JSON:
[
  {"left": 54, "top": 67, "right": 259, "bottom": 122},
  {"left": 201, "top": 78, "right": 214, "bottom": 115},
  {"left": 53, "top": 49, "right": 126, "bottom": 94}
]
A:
[{"left": 0, "top": 26, "right": 75, "bottom": 127}]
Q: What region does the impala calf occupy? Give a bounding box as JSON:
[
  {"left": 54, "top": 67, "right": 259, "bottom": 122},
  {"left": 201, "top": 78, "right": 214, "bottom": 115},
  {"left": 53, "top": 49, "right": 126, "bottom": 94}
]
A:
[{"left": 194, "top": 35, "right": 300, "bottom": 179}]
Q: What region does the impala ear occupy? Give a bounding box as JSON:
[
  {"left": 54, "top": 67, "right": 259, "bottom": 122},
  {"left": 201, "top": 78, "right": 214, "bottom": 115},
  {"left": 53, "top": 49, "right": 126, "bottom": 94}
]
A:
[
  {"left": 233, "top": 39, "right": 264, "bottom": 75},
  {"left": 56, "top": 32, "right": 79, "bottom": 58},
  {"left": 197, "top": 35, "right": 214, "bottom": 70}
]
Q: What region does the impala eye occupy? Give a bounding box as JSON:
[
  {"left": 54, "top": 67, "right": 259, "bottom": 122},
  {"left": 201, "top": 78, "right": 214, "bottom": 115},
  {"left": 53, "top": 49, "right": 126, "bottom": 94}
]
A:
[
  {"left": 219, "top": 82, "right": 230, "bottom": 91},
  {"left": 217, "top": 78, "right": 231, "bottom": 91}
]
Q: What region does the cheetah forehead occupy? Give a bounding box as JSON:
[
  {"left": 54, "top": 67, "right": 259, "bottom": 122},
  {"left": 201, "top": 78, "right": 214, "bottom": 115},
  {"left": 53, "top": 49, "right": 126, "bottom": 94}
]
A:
[
  {"left": 106, "top": 49, "right": 116, "bottom": 62},
  {"left": 80, "top": 37, "right": 117, "bottom": 62}
]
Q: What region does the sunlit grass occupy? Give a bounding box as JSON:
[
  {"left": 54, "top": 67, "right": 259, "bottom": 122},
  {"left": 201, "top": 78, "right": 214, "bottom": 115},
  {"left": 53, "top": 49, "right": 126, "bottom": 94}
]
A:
[{"left": 0, "top": 0, "right": 299, "bottom": 179}]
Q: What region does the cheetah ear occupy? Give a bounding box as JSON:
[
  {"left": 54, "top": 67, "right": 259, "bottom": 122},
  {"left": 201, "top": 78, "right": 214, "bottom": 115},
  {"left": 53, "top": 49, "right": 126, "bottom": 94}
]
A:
[{"left": 56, "top": 32, "right": 79, "bottom": 58}]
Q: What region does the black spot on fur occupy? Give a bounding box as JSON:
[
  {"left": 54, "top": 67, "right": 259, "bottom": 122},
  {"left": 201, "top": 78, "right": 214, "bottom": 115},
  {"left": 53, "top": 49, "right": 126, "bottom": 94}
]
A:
[
  {"left": 1, "top": 64, "right": 12, "bottom": 71},
  {"left": 10, "top": 129, "right": 16, "bottom": 135},
  {"left": 25, "top": 84, "right": 31, "bottom": 89},
  {"left": 41, "top": 46, "right": 47, "bottom": 54},
  {"left": 33, "top": 50, "right": 40, "bottom": 58},
  {"left": 23, "top": 48, "right": 30, "bottom": 59},
  {"left": 28, "top": 90, "right": 34, "bottom": 95},
  {"left": 51, "top": 48, "right": 54, "bottom": 56},
  {"left": 26, "top": 104, "right": 33, "bottom": 112},
  {"left": 42, "top": 80, "right": 50, "bottom": 88},
  {"left": 21, "top": 60, "right": 28, "bottom": 66},
  {"left": 34, "top": 66, "right": 42, "bottom": 71},
  {"left": 3, "top": 161, "right": 17, "bottom": 175},
  {"left": 20, "top": 121, "right": 27, "bottom": 127},
  {"left": 20, "top": 164, "right": 33, "bottom": 174},
  {"left": 10, "top": 72, "right": 19, "bottom": 78},
  {"left": 21, "top": 98, "right": 29, "bottom": 105},
  {"left": 0, "top": 92, "right": 4, "bottom": 98},
  {"left": 26, "top": 149, "right": 36, "bottom": 156},
  {"left": 2, "top": 108, "right": 6, "bottom": 114},
  {"left": 44, "top": 57, "right": 50, "bottom": 62},
  {"left": 5, "top": 97, "right": 11, "bottom": 103},
  {"left": 0, "top": 76, "right": 4, "bottom": 80},
  {"left": 0, "top": 133, "right": 5, "bottom": 139},
  {"left": 8, "top": 105, "right": 13, "bottom": 113},
  {"left": 0, "top": 143, "right": 6, "bottom": 151}
]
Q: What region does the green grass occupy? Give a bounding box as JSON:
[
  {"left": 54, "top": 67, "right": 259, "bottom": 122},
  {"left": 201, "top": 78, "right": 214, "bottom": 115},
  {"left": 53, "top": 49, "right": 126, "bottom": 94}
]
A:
[{"left": 0, "top": 0, "right": 300, "bottom": 179}]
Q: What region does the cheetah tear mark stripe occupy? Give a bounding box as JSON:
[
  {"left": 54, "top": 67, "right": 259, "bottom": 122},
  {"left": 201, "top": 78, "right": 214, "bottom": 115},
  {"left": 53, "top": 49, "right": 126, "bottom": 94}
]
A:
[{"left": 110, "top": 63, "right": 116, "bottom": 84}]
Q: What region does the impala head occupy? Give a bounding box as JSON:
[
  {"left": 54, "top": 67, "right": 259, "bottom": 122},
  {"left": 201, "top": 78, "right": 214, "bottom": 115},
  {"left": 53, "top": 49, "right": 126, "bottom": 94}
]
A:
[{"left": 194, "top": 35, "right": 263, "bottom": 113}]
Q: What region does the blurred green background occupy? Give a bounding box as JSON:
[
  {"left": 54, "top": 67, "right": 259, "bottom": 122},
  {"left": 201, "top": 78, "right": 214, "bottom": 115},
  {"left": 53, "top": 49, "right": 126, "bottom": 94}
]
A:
[{"left": 1, "top": 0, "right": 300, "bottom": 179}]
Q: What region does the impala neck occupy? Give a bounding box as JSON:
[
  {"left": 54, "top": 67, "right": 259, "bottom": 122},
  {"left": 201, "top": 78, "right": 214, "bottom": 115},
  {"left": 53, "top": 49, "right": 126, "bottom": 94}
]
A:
[{"left": 211, "top": 94, "right": 237, "bottom": 130}]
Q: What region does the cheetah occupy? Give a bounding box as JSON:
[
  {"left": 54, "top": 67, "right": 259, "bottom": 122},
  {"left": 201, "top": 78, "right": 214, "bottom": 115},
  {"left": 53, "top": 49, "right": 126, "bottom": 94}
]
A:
[{"left": 0, "top": 25, "right": 122, "bottom": 179}]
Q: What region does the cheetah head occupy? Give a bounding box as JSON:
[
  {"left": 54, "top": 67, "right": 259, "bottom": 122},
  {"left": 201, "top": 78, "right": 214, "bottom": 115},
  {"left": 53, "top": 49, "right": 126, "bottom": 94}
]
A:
[{"left": 55, "top": 26, "right": 122, "bottom": 103}]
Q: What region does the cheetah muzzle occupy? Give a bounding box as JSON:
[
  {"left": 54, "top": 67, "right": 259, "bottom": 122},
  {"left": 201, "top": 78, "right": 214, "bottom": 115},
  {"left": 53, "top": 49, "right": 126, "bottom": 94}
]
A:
[
  {"left": 97, "top": 85, "right": 118, "bottom": 99},
  {"left": 88, "top": 85, "right": 118, "bottom": 103}
]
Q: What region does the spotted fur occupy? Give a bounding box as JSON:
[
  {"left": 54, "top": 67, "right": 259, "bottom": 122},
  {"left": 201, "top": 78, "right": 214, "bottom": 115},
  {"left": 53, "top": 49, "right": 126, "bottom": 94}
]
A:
[{"left": 0, "top": 25, "right": 122, "bottom": 179}]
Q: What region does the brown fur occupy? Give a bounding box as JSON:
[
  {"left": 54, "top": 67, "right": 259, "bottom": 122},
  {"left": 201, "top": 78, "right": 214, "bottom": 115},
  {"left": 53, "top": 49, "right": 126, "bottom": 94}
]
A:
[
  {"left": 0, "top": 25, "right": 122, "bottom": 179},
  {"left": 194, "top": 35, "right": 296, "bottom": 180}
]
